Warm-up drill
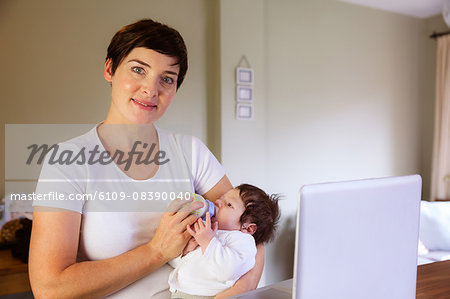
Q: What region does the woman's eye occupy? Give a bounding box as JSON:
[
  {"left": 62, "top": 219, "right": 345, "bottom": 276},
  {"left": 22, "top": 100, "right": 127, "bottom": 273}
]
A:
[
  {"left": 162, "top": 76, "right": 174, "bottom": 85},
  {"left": 132, "top": 67, "right": 144, "bottom": 74},
  {"left": 227, "top": 203, "right": 233, "bottom": 208}
]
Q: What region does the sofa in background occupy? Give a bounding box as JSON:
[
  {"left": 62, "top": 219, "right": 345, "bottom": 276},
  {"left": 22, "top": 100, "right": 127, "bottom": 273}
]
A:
[{"left": 418, "top": 200, "right": 450, "bottom": 265}]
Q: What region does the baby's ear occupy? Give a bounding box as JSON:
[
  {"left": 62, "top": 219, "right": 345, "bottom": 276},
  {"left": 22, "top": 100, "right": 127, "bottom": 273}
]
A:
[{"left": 241, "top": 223, "right": 257, "bottom": 235}]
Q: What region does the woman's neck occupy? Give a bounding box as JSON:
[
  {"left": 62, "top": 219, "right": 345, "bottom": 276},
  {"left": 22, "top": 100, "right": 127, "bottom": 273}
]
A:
[
  {"left": 96, "top": 122, "right": 161, "bottom": 180},
  {"left": 97, "top": 122, "right": 158, "bottom": 152}
]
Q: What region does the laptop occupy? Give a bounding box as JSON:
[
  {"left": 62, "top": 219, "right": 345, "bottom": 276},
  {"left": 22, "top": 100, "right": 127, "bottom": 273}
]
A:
[{"left": 234, "top": 175, "right": 422, "bottom": 299}]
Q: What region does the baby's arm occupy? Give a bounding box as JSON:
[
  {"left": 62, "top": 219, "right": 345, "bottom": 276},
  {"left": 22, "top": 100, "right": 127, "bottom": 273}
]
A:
[
  {"left": 187, "top": 213, "right": 256, "bottom": 281},
  {"left": 182, "top": 238, "right": 198, "bottom": 256},
  {"left": 204, "top": 231, "right": 257, "bottom": 282},
  {"left": 186, "top": 212, "right": 218, "bottom": 253}
]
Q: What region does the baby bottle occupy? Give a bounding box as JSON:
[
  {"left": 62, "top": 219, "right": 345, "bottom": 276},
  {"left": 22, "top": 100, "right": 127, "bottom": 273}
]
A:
[{"left": 190, "top": 193, "right": 215, "bottom": 220}]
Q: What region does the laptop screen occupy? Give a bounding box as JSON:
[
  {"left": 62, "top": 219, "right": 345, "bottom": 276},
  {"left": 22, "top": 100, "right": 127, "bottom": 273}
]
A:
[{"left": 293, "top": 175, "right": 421, "bottom": 299}]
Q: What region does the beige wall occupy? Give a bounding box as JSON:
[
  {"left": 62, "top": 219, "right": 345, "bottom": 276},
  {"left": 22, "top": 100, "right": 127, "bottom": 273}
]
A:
[
  {"left": 0, "top": 0, "right": 213, "bottom": 196},
  {"left": 1, "top": 0, "right": 447, "bottom": 289},
  {"left": 264, "top": 0, "right": 447, "bottom": 285},
  {"left": 219, "top": 0, "right": 267, "bottom": 187},
  {"left": 217, "top": 0, "right": 447, "bottom": 285}
]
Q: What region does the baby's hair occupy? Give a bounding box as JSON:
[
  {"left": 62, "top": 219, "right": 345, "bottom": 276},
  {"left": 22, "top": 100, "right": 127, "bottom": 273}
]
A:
[{"left": 237, "top": 184, "right": 280, "bottom": 245}]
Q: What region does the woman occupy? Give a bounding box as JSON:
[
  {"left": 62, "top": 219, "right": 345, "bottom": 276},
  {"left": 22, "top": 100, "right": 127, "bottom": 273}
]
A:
[{"left": 29, "top": 19, "right": 264, "bottom": 298}]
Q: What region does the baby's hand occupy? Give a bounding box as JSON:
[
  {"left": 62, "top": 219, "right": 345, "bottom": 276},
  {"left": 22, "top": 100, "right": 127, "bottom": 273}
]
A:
[{"left": 186, "top": 212, "right": 218, "bottom": 253}]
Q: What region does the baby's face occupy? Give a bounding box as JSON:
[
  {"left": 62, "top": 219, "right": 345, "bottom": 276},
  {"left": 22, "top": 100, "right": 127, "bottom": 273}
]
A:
[{"left": 213, "top": 188, "right": 245, "bottom": 231}]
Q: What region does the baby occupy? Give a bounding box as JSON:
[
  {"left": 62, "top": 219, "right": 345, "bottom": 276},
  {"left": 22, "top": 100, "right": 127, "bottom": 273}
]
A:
[{"left": 168, "top": 184, "right": 280, "bottom": 299}]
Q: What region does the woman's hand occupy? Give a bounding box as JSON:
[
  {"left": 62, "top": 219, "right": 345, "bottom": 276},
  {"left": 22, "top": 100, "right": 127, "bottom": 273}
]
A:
[{"left": 149, "top": 197, "right": 203, "bottom": 261}]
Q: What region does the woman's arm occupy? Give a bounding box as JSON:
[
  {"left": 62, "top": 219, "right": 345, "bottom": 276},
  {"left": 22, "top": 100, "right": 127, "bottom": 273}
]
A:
[
  {"left": 202, "top": 175, "right": 233, "bottom": 202},
  {"left": 29, "top": 201, "right": 201, "bottom": 299}
]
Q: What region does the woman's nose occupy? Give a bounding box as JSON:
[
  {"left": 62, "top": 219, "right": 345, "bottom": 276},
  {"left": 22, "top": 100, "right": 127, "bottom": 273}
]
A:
[{"left": 142, "top": 77, "right": 158, "bottom": 98}]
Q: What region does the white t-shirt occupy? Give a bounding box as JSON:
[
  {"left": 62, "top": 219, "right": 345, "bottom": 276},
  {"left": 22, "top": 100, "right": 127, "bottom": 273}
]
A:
[
  {"left": 34, "top": 125, "right": 226, "bottom": 298},
  {"left": 168, "top": 230, "right": 257, "bottom": 296}
]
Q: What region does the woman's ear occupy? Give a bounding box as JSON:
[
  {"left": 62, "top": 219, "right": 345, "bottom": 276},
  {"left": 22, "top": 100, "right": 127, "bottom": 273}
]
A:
[
  {"left": 241, "top": 223, "right": 257, "bottom": 235},
  {"left": 104, "top": 59, "right": 113, "bottom": 82}
]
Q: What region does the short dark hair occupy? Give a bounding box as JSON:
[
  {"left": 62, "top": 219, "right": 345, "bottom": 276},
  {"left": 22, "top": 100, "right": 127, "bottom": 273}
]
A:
[
  {"left": 237, "top": 184, "right": 280, "bottom": 245},
  {"left": 106, "top": 19, "right": 188, "bottom": 89}
]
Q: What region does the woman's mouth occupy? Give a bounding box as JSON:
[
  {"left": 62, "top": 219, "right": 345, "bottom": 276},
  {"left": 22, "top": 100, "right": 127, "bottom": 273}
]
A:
[{"left": 131, "top": 98, "right": 157, "bottom": 110}]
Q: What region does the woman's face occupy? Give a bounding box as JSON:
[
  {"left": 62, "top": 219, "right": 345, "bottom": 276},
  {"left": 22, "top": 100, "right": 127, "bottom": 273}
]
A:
[{"left": 104, "top": 47, "right": 180, "bottom": 124}]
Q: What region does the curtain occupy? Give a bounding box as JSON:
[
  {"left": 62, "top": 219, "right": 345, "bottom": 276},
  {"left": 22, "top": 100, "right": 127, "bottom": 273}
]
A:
[{"left": 431, "top": 35, "right": 450, "bottom": 201}]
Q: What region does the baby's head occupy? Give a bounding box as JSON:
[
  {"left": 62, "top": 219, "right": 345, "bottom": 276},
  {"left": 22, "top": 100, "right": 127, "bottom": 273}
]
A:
[{"left": 213, "top": 184, "right": 280, "bottom": 245}]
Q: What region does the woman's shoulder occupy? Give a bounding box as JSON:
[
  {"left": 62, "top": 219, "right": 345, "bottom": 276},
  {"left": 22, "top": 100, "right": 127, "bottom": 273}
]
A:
[
  {"left": 155, "top": 126, "right": 224, "bottom": 195},
  {"left": 156, "top": 126, "right": 207, "bottom": 152},
  {"left": 156, "top": 126, "right": 198, "bottom": 141},
  {"left": 32, "top": 126, "right": 98, "bottom": 167}
]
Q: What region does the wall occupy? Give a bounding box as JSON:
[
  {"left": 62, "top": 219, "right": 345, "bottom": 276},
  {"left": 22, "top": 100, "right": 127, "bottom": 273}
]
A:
[
  {"left": 262, "top": 0, "right": 436, "bottom": 284},
  {"left": 217, "top": 0, "right": 442, "bottom": 285},
  {"left": 219, "top": 0, "right": 267, "bottom": 188},
  {"left": 261, "top": 0, "right": 449, "bottom": 285},
  {"left": 0, "top": 0, "right": 212, "bottom": 196}
]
